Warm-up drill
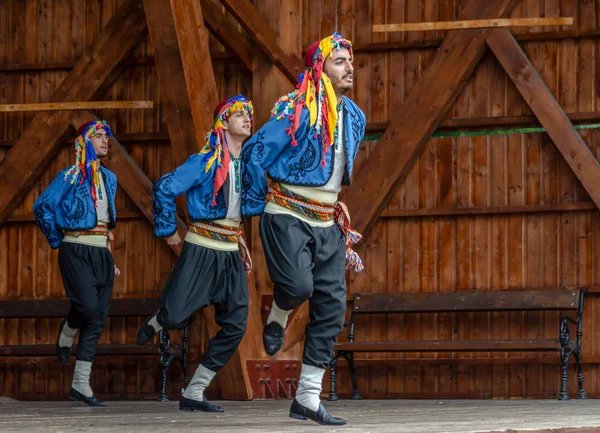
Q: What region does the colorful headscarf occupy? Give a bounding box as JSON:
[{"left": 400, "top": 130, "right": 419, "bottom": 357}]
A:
[
  {"left": 200, "top": 94, "right": 253, "bottom": 205},
  {"left": 64, "top": 120, "right": 113, "bottom": 207},
  {"left": 271, "top": 32, "right": 353, "bottom": 166}
]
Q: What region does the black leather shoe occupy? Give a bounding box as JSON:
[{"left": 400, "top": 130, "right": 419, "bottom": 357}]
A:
[
  {"left": 136, "top": 315, "right": 157, "bottom": 345},
  {"left": 289, "top": 399, "right": 346, "bottom": 426},
  {"left": 68, "top": 387, "right": 107, "bottom": 407},
  {"left": 263, "top": 321, "right": 284, "bottom": 356},
  {"left": 56, "top": 319, "right": 71, "bottom": 364},
  {"left": 179, "top": 396, "right": 224, "bottom": 412}
]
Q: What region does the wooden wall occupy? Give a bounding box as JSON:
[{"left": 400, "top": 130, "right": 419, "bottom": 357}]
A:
[{"left": 1, "top": 0, "right": 600, "bottom": 400}]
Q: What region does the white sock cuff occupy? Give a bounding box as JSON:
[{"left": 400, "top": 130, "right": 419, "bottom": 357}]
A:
[
  {"left": 267, "top": 301, "right": 291, "bottom": 328},
  {"left": 300, "top": 363, "right": 326, "bottom": 381},
  {"left": 149, "top": 315, "right": 162, "bottom": 332},
  {"left": 195, "top": 364, "right": 217, "bottom": 382},
  {"left": 74, "top": 360, "right": 92, "bottom": 376},
  {"left": 63, "top": 322, "right": 78, "bottom": 337}
]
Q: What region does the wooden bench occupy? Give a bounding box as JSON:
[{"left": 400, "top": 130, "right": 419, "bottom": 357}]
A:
[
  {"left": 0, "top": 299, "right": 189, "bottom": 401},
  {"left": 329, "top": 290, "right": 586, "bottom": 401}
]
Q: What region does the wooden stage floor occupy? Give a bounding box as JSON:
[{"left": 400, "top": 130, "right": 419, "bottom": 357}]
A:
[{"left": 0, "top": 398, "right": 599, "bottom": 433}]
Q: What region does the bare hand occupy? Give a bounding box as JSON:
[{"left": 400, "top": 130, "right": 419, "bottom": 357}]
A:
[
  {"left": 114, "top": 265, "right": 121, "bottom": 277},
  {"left": 166, "top": 232, "right": 182, "bottom": 245}
]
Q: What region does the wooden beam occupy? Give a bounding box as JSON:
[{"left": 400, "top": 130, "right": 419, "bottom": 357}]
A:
[
  {"left": 0, "top": 0, "right": 147, "bottom": 227},
  {"left": 143, "top": 0, "right": 206, "bottom": 164},
  {"left": 367, "top": 111, "right": 600, "bottom": 134},
  {"left": 353, "top": 29, "right": 600, "bottom": 53},
  {"left": 169, "top": 0, "right": 219, "bottom": 146},
  {"left": 218, "top": 0, "right": 304, "bottom": 85},
  {"left": 340, "top": 0, "right": 520, "bottom": 237},
  {"left": 0, "top": 132, "right": 170, "bottom": 148},
  {"left": 380, "top": 202, "right": 597, "bottom": 218},
  {"left": 199, "top": 0, "right": 255, "bottom": 72},
  {"left": 487, "top": 28, "right": 600, "bottom": 210},
  {"left": 0, "top": 101, "right": 153, "bottom": 112},
  {"left": 7, "top": 202, "right": 596, "bottom": 224},
  {"left": 0, "top": 52, "right": 244, "bottom": 73},
  {"left": 373, "top": 17, "right": 573, "bottom": 33},
  {"left": 71, "top": 111, "right": 186, "bottom": 256}
]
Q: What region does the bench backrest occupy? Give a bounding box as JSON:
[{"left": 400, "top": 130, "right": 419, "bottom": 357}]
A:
[
  {"left": 0, "top": 299, "right": 160, "bottom": 318},
  {"left": 351, "top": 290, "right": 581, "bottom": 314}
]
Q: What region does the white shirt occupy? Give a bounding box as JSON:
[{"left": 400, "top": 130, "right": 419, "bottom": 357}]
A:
[
  {"left": 96, "top": 170, "right": 110, "bottom": 224},
  {"left": 317, "top": 109, "right": 345, "bottom": 194},
  {"left": 225, "top": 156, "right": 242, "bottom": 222}
]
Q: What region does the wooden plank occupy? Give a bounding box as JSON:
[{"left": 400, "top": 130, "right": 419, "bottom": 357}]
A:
[
  {"left": 199, "top": 0, "right": 255, "bottom": 72},
  {"left": 0, "top": 299, "right": 161, "bottom": 318},
  {"left": 218, "top": 0, "right": 304, "bottom": 85},
  {"left": 0, "top": 0, "right": 147, "bottom": 227},
  {"left": 365, "top": 111, "right": 600, "bottom": 134},
  {"left": 71, "top": 110, "right": 186, "bottom": 255},
  {"left": 352, "top": 290, "right": 579, "bottom": 313},
  {"left": 334, "top": 339, "right": 561, "bottom": 352},
  {"left": 0, "top": 101, "right": 153, "bottom": 112},
  {"left": 340, "top": 0, "right": 520, "bottom": 237},
  {"left": 486, "top": 28, "right": 600, "bottom": 210},
  {"left": 0, "top": 344, "right": 158, "bottom": 357},
  {"left": 354, "top": 29, "right": 600, "bottom": 52},
  {"left": 373, "top": 17, "right": 574, "bottom": 33},
  {"left": 380, "top": 202, "right": 597, "bottom": 218}
]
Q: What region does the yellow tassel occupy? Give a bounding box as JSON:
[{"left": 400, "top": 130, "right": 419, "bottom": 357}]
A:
[{"left": 322, "top": 74, "right": 338, "bottom": 143}]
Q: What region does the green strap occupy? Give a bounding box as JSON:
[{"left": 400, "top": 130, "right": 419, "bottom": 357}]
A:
[{"left": 363, "top": 123, "right": 600, "bottom": 142}]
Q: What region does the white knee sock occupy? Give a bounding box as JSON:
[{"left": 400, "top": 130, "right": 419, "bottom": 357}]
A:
[
  {"left": 182, "top": 364, "right": 216, "bottom": 401},
  {"left": 149, "top": 315, "right": 162, "bottom": 332},
  {"left": 266, "top": 301, "right": 290, "bottom": 328},
  {"left": 295, "top": 363, "right": 325, "bottom": 411},
  {"left": 72, "top": 360, "right": 94, "bottom": 397},
  {"left": 58, "top": 321, "right": 78, "bottom": 348}
]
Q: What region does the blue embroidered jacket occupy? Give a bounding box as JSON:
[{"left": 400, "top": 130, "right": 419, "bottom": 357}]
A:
[
  {"left": 32, "top": 166, "right": 117, "bottom": 249},
  {"left": 152, "top": 153, "right": 244, "bottom": 237},
  {"left": 240, "top": 96, "right": 366, "bottom": 215}
]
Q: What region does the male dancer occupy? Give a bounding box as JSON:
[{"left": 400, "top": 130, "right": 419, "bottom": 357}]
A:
[
  {"left": 136, "top": 95, "right": 254, "bottom": 413},
  {"left": 33, "top": 120, "right": 119, "bottom": 406},
  {"left": 241, "top": 33, "right": 366, "bottom": 426}
]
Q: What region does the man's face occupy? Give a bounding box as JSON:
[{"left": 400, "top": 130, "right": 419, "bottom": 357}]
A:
[
  {"left": 323, "top": 47, "right": 354, "bottom": 95},
  {"left": 89, "top": 128, "right": 109, "bottom": 158},
  {"left": 223, "top": 110, "right": 252, "bottom": 139}
]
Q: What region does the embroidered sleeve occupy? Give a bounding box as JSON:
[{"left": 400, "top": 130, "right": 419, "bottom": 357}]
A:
[
  {"left": 153, "top": 153, "right": 209, "bottom": 237},
  {"left": 241, "top": 110, "right": 309, "bottom": 215},
  {"left": 32, "top": 171, "right": 68, "bottom": 249}
]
